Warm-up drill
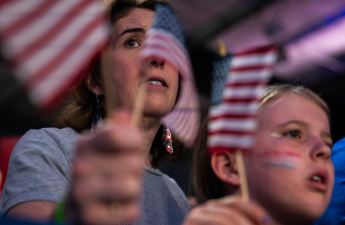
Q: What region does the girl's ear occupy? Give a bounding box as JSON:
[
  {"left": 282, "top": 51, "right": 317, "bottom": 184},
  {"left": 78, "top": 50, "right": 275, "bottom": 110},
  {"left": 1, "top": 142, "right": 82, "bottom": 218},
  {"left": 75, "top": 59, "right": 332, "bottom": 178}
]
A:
[
  {"left": 86, "top": 72, "right": 103, "bottom": 96},
  {"left": 211, "top": 152, "right": 240, "bottom": 186}
]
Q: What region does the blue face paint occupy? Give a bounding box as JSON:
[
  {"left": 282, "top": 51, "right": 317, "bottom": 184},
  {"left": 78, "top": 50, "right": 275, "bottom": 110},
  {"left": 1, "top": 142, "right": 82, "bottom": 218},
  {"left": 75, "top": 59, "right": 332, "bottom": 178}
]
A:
[{"left": 263, "top": 162, "right": 295, "bottom": 169}]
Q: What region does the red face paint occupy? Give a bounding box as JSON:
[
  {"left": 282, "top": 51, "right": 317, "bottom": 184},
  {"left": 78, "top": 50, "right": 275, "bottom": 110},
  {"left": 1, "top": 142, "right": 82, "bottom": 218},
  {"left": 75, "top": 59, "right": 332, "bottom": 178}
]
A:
[{"left": 258, "top": 150, "right": 301, "bottom": 158}]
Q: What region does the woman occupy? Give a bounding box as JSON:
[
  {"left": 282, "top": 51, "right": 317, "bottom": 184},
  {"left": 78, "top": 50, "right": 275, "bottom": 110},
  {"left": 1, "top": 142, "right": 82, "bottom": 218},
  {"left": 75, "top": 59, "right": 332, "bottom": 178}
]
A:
[
  {"left": 184, "top": 85, "right": 334, "bottom": 225},
  {"left": 1, "top": 1, "right": 190, "bottom": 224}
]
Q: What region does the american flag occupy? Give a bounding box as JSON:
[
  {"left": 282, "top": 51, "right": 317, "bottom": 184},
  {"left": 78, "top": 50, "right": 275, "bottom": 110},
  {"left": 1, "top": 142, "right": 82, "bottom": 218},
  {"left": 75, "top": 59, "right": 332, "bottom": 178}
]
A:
[
  {"left": 138, "top": 3, "right": 199, "bottom": 146},
  {"left": 208, "top": 45, "right": 277, "bottom": 154},
  {"left": 0, "top": 0, "right": 109, "bottom": 111},
  {"left": 211, "top": 54, "right": 232, "bottom": 106}
]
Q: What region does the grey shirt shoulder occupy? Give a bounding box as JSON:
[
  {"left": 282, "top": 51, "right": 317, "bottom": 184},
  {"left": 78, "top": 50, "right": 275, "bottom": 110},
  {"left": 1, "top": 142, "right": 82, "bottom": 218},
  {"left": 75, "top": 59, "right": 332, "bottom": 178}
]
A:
[
  {"left": 137, "top": 166, "right": 190, "bottom": 225},
  {"left": 0, "top": 127, "right": 190, "bottom": 225},
  {"left": 162, "top": 173, "right": 190, "bottom": 216},
  {"left": 0, "top": 127, "right": 78, "bottom": 214}
]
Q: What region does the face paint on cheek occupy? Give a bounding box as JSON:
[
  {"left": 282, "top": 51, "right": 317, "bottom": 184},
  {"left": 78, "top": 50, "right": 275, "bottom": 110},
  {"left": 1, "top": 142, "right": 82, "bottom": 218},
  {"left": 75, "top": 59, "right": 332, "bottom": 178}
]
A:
[
  {"left": 270, "top": 132, "right": 281, "bottom": 138},
  {"left": 263, "top": 162, "right": 296, "bottom": 169},
  {"left": 258, "top": 151, "right": 301, "bottom": 170}
]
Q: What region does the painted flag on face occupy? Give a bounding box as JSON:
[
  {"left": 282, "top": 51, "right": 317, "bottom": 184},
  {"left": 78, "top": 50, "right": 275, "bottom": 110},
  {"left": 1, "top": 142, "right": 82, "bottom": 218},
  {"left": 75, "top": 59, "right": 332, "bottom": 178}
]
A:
[
  {"left": 208, "top": 45, "right": 277, "bottom": 154},
  {"left": 0, "top": 0, "right": 110, "bottom": 111},
  {"left": 138, "top": 3, "right": 199, "bottom": 147}
]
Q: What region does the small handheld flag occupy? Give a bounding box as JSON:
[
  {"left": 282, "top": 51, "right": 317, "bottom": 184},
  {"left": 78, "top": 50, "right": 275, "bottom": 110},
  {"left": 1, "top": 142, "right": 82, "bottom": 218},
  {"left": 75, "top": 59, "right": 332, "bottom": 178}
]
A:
[
  {"left": 138, "top": 4, "right": 199, "bottom": 146},
  {"left": 208, "top": 45, "right": 278, "bottom": 154},
  {"left": 0, "top": 0, "right": 110, "bottom": 111}
]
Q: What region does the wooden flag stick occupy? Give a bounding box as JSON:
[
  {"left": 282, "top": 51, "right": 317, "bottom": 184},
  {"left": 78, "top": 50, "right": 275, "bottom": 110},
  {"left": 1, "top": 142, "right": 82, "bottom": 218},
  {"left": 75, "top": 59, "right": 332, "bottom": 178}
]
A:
[
  {"left": 218, "top": 40, "right": 250, "bottom": 202},
  {"left": 213, "top": 151, "right": 249, "bottom": 204},
  {"left": 101, "top": 43, "right": 146, "bottom": 127},
  {"left": 218, "top": 40, "right": 227, "bottom": 57},
  {"left": 101, "top": 45, "right": 116, "bottom": 117},
  {"left": 131, "top": 81, "right": 147, "bottom": 127},
  {"left": 130, "top": 64, "right": 148, "bottom": 127},
  {"left": 236, "top": 150, "right": 250, "bottom": 202}
]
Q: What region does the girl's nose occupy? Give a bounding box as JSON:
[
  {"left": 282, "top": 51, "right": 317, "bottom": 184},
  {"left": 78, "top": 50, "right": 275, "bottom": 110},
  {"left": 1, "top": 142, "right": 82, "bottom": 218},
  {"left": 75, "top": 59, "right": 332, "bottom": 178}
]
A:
[{"left": 310, "top": 136, "right": 331, "bottom": 161}]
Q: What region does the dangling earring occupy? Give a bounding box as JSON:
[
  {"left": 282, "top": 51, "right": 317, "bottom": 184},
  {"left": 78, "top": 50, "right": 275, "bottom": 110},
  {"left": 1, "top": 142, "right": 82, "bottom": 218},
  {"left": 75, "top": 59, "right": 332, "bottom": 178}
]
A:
[
  {"left": 91, "top": 94, "right": 104, "bottom": 133},
  {"left": 162, "top": 125, "right": 173, "bottom": 154}
]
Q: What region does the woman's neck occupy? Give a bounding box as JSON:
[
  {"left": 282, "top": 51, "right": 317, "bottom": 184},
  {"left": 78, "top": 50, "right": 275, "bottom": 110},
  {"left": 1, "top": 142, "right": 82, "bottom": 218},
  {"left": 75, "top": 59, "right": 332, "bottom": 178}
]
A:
[{"left": 137, "top": 117, "right": 162, "bottom": 168}]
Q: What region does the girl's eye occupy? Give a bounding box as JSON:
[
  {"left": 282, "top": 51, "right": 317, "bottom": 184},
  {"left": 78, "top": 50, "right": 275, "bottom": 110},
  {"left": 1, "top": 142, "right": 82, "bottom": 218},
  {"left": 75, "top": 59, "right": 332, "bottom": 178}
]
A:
[
  {"left": 125, "top": 38, "right": 139, "bottom": 47},
  {"left": 284, "top": 130, "right": 301, "bottom": 138}
]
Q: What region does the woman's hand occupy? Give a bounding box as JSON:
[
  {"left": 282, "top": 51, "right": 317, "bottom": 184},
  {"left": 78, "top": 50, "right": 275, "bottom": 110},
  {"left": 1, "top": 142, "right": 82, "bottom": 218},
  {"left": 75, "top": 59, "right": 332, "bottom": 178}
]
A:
[
  {"left": 183, "top": 196, "right": 273, "bottom": 225},
  {"left": 68, "top": 111, "right": 144, "bottom": 225}
]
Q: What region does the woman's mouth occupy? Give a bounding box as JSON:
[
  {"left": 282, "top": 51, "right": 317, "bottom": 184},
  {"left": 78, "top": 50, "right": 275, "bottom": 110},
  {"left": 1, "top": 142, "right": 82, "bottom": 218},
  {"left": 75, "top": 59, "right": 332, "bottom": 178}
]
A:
[
  {"left": 144, "top": 76, "right": 168, "bottom": 89},
  {"left": 148, "top": 80, "right": 165, "bottom": 86}
]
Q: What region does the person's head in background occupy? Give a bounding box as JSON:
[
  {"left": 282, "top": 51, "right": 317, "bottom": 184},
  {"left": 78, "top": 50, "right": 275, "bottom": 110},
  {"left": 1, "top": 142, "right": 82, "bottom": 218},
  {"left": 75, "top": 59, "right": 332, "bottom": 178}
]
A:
[
  {"left": 55, "top": 0, "right": 182, "bottom": 167},
  {"left": 193, "top": 84, "right": 334, "bottom": 225}
]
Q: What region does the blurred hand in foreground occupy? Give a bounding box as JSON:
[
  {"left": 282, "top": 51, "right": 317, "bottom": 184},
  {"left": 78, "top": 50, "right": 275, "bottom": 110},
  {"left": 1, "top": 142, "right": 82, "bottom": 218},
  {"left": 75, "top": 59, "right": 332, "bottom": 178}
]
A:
[{"left": 67, "top": 110, "right": 143, "bottom": 225}]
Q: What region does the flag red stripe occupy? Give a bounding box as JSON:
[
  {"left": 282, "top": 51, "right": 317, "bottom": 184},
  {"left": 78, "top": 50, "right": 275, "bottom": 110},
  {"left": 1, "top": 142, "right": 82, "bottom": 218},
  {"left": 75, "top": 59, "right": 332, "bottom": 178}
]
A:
[
  {"left": 208, "top": 147, "right": 250, "bottom": 154},
  {"left": 209, "top": 130, "right": 254, "bottom": 136},
  {"left": 231, "top": 65, "right": 273, "bottom": 72},
  {"left": 226, "top": 81, "right": 266, "bottom": 87},
  {"left": 223, "top": 98, "right": 259, "bottom": 103},
  {"left": 234, "top": 45, "right": 275, "bottom": 56},
  {"left": 15, "top": 0, "right": 94, "bottom": 63},
  {"left": 0, "top": 0, "right": 17, "bottom": 9},
  {"left": 210, "top": 114, "right": 255, "bottom": 121},
  {"left": 2, "top": 0, "right": 60, "bottom": 40},
  {"left": 27, "top": 17, "right": 103, "bottom": 88}
]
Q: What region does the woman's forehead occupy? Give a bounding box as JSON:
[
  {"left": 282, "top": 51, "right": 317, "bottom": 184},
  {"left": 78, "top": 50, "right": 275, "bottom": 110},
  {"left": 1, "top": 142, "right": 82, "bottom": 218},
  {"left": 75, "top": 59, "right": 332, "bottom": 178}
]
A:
[{"left": 113, "top": 8, "right": 154, "bottom": 35}]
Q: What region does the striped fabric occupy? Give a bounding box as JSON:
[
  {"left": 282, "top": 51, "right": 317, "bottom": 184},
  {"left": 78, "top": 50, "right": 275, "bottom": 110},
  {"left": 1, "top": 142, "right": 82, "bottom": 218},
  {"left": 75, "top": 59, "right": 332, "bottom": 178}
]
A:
[
  {"left": 0, "top": 0, "right": 109, "bottom": 110},
  {"left": 138, "top": 4, "right": 199, "bottom": 146},
  {"left": 208, "top": 45, "right": 277, "bottom": 154}
]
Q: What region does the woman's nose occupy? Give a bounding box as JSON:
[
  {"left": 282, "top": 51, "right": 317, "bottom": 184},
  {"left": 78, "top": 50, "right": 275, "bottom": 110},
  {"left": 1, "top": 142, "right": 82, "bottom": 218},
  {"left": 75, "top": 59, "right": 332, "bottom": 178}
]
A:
[{"left": 149, "top": 57, "right": 165, "bottom": 68}]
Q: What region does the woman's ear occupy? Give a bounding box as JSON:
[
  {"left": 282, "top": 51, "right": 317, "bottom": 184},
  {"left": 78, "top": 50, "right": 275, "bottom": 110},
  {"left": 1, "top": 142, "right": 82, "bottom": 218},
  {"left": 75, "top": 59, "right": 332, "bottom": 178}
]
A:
[
  {"left": 85, "top": 72, "right": 103, "bottom": 96},
  {"left": 211, "top": 152, "right": 240, "bottom": 186}
]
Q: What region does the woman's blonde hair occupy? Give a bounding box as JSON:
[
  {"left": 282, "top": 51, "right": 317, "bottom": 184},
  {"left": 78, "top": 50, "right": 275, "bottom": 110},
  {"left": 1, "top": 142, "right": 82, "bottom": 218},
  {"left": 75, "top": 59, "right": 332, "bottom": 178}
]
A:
[{"left": 192, "top": 84, "right": 330, "bottom": 203}]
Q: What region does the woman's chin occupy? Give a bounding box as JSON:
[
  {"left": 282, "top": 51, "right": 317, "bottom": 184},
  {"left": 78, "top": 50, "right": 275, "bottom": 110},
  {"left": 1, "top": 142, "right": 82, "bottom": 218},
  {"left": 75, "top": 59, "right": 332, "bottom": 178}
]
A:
[
  {"left": 143, "top": 99, "right": 174, "bottom": 118},
  {"left": 142, "top": 106, "right": 170, "bottom": 119}
]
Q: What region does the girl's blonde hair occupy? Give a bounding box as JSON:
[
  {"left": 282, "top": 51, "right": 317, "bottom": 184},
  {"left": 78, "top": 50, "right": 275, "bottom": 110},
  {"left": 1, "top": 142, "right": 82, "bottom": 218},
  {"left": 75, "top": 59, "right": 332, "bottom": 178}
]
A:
[{"left": 260, "top": 84, "right": 329, "bottom": 117}]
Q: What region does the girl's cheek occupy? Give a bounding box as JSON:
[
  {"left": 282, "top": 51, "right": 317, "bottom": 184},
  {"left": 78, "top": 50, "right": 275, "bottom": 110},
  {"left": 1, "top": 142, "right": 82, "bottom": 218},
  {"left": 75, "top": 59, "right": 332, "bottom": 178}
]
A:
[
  {"left": 257, "top": 150, "right": 302, "bottom": 170},
  {"left": 256, "top": 133, "right": 302, "bottom": 170},
  {"left": 262, "top": 160, "right": 296, "bottom": 169}
]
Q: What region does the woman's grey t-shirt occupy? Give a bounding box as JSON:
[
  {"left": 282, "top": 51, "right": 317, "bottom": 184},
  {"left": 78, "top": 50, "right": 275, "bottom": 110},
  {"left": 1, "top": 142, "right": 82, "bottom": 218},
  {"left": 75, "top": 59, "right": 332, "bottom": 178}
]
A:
[{"left": 0, "top": 127, "right": 190, "bottom": 225}]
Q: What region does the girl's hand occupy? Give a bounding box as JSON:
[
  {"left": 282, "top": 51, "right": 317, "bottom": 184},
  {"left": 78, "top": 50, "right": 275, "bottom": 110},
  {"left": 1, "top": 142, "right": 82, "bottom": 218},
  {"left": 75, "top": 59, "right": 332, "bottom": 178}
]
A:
[{"left": 183, "top": 196, "right": 273, "bottom": 225}]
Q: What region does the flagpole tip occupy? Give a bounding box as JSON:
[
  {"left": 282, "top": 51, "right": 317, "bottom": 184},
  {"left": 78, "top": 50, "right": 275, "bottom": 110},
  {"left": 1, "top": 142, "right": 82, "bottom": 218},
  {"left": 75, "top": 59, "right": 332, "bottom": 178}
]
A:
[{"left": 218, "top": 40, "right": 227, "bottom": 57}]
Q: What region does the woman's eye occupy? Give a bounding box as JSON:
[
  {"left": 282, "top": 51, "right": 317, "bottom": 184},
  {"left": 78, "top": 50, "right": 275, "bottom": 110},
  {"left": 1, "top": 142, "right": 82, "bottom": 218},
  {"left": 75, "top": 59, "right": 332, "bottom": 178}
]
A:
[
  {"left": 284, "top": 130, "right": 300, "bottom": 138},
  {"left": 125, "top": 38, "right": 139, "bottom": 47}
]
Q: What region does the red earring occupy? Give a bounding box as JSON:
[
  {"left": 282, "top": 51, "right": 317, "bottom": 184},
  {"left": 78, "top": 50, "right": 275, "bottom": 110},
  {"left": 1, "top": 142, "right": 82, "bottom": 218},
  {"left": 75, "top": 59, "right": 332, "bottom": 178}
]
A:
[{"left": 162, "top": 125, "right": 173, "bottom": 154}]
